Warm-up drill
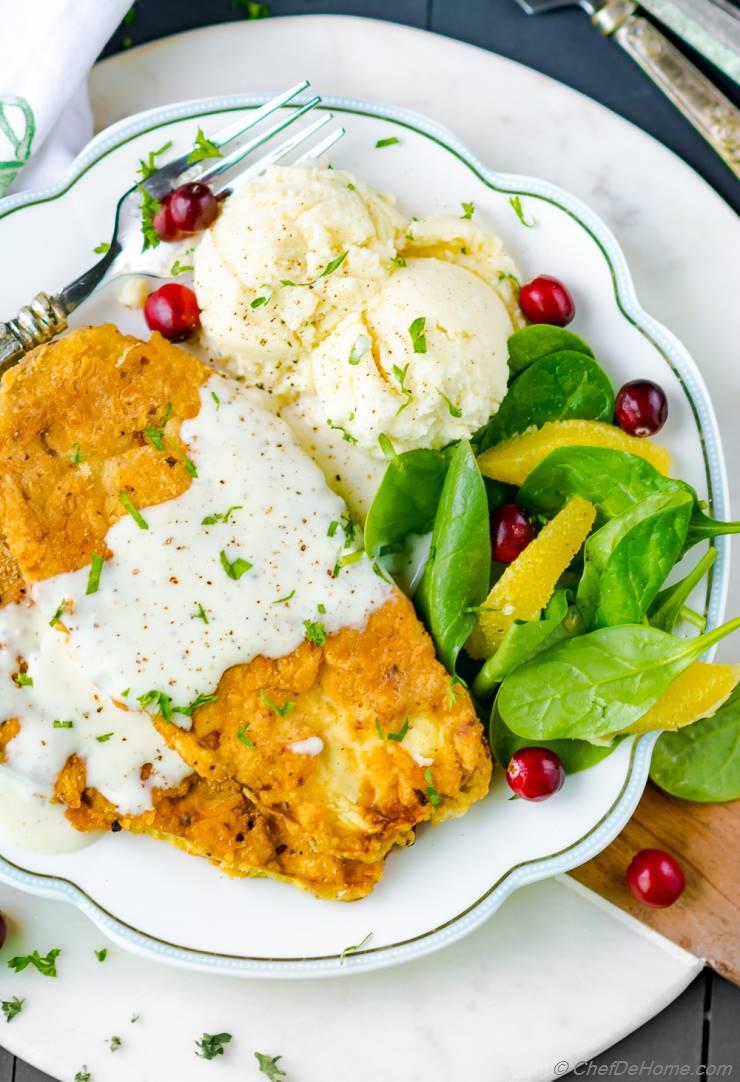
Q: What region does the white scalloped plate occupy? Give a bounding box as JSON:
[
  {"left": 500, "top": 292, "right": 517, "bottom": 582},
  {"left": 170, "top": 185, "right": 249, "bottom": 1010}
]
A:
[{"left": 0, "top": 93, "right": 729, "bottom": 979}]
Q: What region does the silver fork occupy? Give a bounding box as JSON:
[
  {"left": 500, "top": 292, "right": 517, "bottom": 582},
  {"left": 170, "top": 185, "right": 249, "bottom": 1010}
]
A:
[{"left": 0, "top": 82, "right": 345, "bottom": 374}]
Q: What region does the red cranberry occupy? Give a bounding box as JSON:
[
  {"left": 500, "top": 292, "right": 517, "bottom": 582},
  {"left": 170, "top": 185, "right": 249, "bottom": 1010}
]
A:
[
  {"left": 152, "top": 193, "right": 184, "bottom": 242},
  {"left": 491, "top": 504, "right": 537, "bottom": 563},
  {"left": 506, "top": 747, "right": 565, "bottom": 801},
  {"left": 168, "top": 182, "right": 219, "bottom": 233},
  {"left": 615, "top": 380, "right": 668, "bottom": 437},
  {"left": 519, "top": 275, "right": 575, "bottom": 326},
  {"left": 626, "top": 849, "right": 685, "bottom": 908},
  {"left": 144, "top": 283, "right": 200, "bottom": 341}
]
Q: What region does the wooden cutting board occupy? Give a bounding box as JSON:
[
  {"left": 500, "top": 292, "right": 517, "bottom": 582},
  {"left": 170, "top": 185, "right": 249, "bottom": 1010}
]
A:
[{"left": 571, "top": 782, "right": 740, "bottom": 985}]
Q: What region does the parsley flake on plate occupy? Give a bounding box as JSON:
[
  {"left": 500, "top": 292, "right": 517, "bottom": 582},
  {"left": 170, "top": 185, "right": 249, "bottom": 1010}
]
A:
[
  {"left": 424, "top": 768, "right": 442, "bottom": 807},
  {"left": 137, "top": 185, "right": 162, "bottom": 252},
  {"left": 74, "top": 1068, "right": 91, "bottom": 1082},
  {"left": 460, "top": 201, "right": 475, "bottom": 220},
  {"left": 272, "top": 589, "right": 296, "bottom": 605},
  {"left": 191, "top": 601, "right": 209, "bottom": 624},
  {"left": 108, "top": 1035, "right": 122, "bottom": 1052},
  {"left": 86, "top": 553, "right": 104, "bottom": 595},
  {"left": 7, "top": 948, "right": 61, "bottom": 977},
  {"left": 53, "top": 720, "right": 74, "bottom": 730},
  {"left": 326, "top": 418, "right": 358, "bottom": 444},
  {"left": 220, "top": 549, "right": 253, "bottom": 580},
  {"left": 375, "top": 718, "right": 410, "bottom": 742},
  {"left": 201, "top": 505, "right": 242, "bottom": 526},
  {"left": 176, "top": 692, "right": 218, "bottom": 717},
  {"left": 136, "top": 141, "right": 173, "bottom": 181},
  {"left": 235, "top": 1, "right": 271, "bottom": 19},
  {"left": 211, "top": 390, "right": 221, "bottom": 409},
  {"left": 255, "top": 1052, "right": 287, "bottom": 1080},
  {"left": 375, "top": 136, "right": 399, "bottom": 148},
  {"left": 392, "top": 362, "right": 413, "bottom": 414},
  {"left": 260, "top": 690, "right": 296, "bottom": 718},
  {"left": 348, "top": 332, "right": 369, "bottom": 366},
  {"left": 339, "top": 931, "right": 373, "bottom": 962},
  {"left": 437, "top": 388, "right": 462, "bottom": 418},
  {"left": 137, "top": 689, "right": 173, "bottom": 720},
  {"left": 187, "top": 128, "right": 223, "bottom": 165},
  {"left": 170, "top": 259, "right": 194, "bottom": 276},
  {"left": 250, "top": 283, "right": 273, "bottom": 309},
  {"left": 96, "top": 732, "right": 114, "bottom": 744},
  {"left": 93, "top": 241, "right": 110, "bottom": 255},
  {"left": 12, "top": 670, "right": 32, "bottom": 688},
  {"left": 408, "top": 316, "right": 427, "bottom": 354},
  {"left": 118, "top": 491, "right": 149, "bottom": 530},
  {"left": 1, "top": 996, "right": 24, "bottom": 1022},
  {"left": 304, "top": 620, "right": 327, "bottom": 647},
  {"left": 95, "top": 948, "right": 108, "bottom": 962},
  {"left": 509, "top": 195, "right": 536, "bottom": 228},
  {"left": 195, "top": 1032, "right": 232, "bottom": 1059},
  {"left": 49, "top": 599, "right": 67, "bottom": 627}
]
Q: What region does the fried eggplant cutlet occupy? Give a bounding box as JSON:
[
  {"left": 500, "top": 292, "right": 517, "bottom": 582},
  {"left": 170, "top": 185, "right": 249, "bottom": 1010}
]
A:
[{"left": 0, "top": 326, "right": 491, "bottom": 894}]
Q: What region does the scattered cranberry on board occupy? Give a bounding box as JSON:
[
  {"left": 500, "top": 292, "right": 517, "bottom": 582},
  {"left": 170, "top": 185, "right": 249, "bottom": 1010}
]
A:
[
  {"left": 519, "top": 275, "right": 575, "bottom": 327},
  {"left": 0, "top": 911, "right": 7, "bottom": 949},
  {"left": 168, "top": 182, "right": 220, "bottom": 233},
  {"left": 491, "top": 503, "right": 537, "bottom": 563},
  {"left": 144, "top": 283, "right": 201, "bottom": 341},
  {"left": 506, "top": 747, "right": 565, "bottom": 802},
  {"left": 615, "top": 379, "right": 668, "bottom": 437},
  {"left": 626, "top": 848, "right": 686, "bottom": 908}
]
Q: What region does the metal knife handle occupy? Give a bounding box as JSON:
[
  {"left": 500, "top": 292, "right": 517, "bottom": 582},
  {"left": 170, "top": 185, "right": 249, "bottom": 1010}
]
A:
[
  {"left": 594, "top": 6, "right": 740, "bottom": 178},
  {"left": 0, "top": 293, "right": 68, "bottom": 377}
]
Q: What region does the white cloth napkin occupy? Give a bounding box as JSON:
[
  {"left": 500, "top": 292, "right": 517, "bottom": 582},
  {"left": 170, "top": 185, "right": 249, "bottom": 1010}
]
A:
[{"left": 0, "top": 0, "right": 130, "bottom": 196}]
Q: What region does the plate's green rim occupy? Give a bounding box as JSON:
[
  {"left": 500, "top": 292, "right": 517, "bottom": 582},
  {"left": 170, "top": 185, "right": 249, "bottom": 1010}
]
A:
[{"left": 0, "top": 93, "right": 729, "bottom": 978}]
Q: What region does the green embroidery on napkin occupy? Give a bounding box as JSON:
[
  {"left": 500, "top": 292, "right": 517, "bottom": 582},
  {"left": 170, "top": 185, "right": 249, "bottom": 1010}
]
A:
[{"left": 0, "top": 96, "right": 36, "bottom": 195}]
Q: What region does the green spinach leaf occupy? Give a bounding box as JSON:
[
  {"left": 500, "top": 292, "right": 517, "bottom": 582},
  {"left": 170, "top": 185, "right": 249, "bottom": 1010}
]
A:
[
  {"left": 507, "top": 325, "right": 594, "bottom": 381},
  {"left": 472, "top": 590, "right": 578, "bottom": 698},
  {"left": 365, "top": 448, "right": 447, "bottom": 557},
  {"left": 489, "top": 698, "right": 620, "bottom": 774},
  {"left": 650, "top": 683, "right": 740, "bottom": 802},
  {"left": 648, "top": 547, "right": 717, "bottom": 633},
  {"left": 497, "top": 616, "right": 740, "bottom": 743},
  {"left": 576, "top": 491, "right": 693, "bottom": 629},
  {"left": 416, "top": 440, "right": 491, "bottom": 672},
  {"left": 477, "top": 351, "right": 614, "bottom": 451}
]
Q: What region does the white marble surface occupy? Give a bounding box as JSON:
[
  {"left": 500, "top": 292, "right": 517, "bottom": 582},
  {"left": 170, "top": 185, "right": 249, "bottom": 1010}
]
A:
[{"left": 1, "top": 16, "right": 732, "bottom": 1081}]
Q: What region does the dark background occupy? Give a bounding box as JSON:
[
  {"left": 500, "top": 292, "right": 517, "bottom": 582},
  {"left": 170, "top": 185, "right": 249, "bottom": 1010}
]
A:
[{"left": 3, "top": 2, "right": 740, "bottom": 1079}]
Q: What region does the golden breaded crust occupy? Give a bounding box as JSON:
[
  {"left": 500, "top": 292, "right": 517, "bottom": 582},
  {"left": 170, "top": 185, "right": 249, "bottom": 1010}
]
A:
[
  {"left": 0, "top": 325, "right": 208, "bottom": 581},
  {"left": 155, "top": 593, "right": 492, "bottom": 862},
  {"left": 55, "top": 756, "right": 381, "bottom": 901}
]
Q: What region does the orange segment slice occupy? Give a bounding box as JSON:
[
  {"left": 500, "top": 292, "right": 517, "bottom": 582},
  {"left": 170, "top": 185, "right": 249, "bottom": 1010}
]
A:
[
  {"left": 478, "top": 420, "right": 671, "bottom": 485},
  {"left": 467, "top": 495, "right": 596, "bottom": 659},
  {"left": 625, "top": 661, "right": 740, "bottom": 735}
]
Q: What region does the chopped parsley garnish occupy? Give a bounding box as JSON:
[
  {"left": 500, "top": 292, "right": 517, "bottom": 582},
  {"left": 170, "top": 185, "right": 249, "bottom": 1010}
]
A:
[
  {"left": 326, "top": 418, "right": 357, "bottom": 444},
  {"left": 49, "top": 599, "right": 67, "bottom": 627},
  {"left": 201, "top": 505, "right": 242, "bottom": 525},
  {"left": 304, "top": 620, "right": 327, "bottom": 647},
  {"left": 53, "top": 720, "right": 74, "bottom": 729},
  {"left": 255, "top": 1052, "right": 287, "bottom": 1080},
  {"left": 372, "top": 560, "right": 392, "bottom": 583},
  {"left": 251, "top": 283, "right": 274, "bottom": 309},
  {"left": 272, "top": 589, "right": 295, "bottom": 605},
  {"left": 509, "top": 195, "right": 536, "bottom": 227},
  {"left": 138, "top": 689, "right": 173, "bottom": 720},
  {"left": 335, "top": 550, "right": 363, "bottom": 572},
  {"left": 390, "top": 256, "right": 406, "bottom": 268},
  {"left": 74, "top": 1069, "right": 91, "bottom": 1082},
  {"left": 408, "top": 316, "right": 427, "bottom": 354},
  {"left": 318, "top": 250, "right": 348, "bottom": 278},
  {"left": 375, "top": 136, "right": 399, "bottom": 148},
  {"left": 340, "top": 513, "right": 356, "bottom": 544},
  {"left": 220, "top": 549, "right": 253, "bottom": 580},
  {"left": 327, "top": 520, "right": 340, "bottom": 537},
  {"left": 347, "top": 182, "right": 356, "bottom": 190},
  {"left": 498, "top": 270, "right": 521, "bottom": 291},
  {"left": 349, "top": 332, "right": 369, "bottom": 366},
  {"left": 121, "top": 688, "right": 130, "bottom": 698},
  {"left": 392, "top": 362, "right": 413, "bottom": 414},
  {"left": 137, "top": 184, "right": 162, "bottom": 252},
  {"left": 460, "top": 201, "right": 475, "bottom": 220},
  {"left": 1, "top": 996, "right": 24, "bottom": 1022},
  {"left": 211, "top": 391, "right": 221, "bottom": 409},
  {"left": 144, "top": 402, "right": 172, "bottom": 450},
  {"left": 131, "top": 1014, "right": 140, "bottom": 1023},
  {"left": 170, "top": 259, "right": 194, "bottom": 276},
  {"left": 86, "top": 554, "right": 104, "bottom": 595},
  {"left": 317, "top": 603, "right": 326, "bottom": 615},
  {"left": 118, "top": 491, "right": 149, "bottom": 530},
  {"left": 196, "top": 1032, "right": 232, "bottom": 1059},
  {"left": 108, "top": 1036, "right": 122, "bottom": 1052},
  {"left": 377, "top": 433, "right": 399, "bottom": 464},
  {"left": 183, "top": 458, "right": 198, "bottom": 478},
  {"left": 260, "top": 690, "right": 296, "bottom": 717},
  {"left": 12, "top": 670, "right": 33, "bottom": 688},
  {"left": 237, "top": 724, "right": 255, "bottom": 749},
  {"left": 191, "top": 601, "right": 209, "bottom": 623},
  {"left": 375, "top": 718, "right": 409, "bottom": 742},
  {"left": 176, "top": 692, "right": 218, "bottom": 717},
  {"left": 437, "top": 388, "right": 462, "bottom": 418},
  {"left": 96, "top": 732, "right": 114, "bottom": 744},
  {"left": 93, "top": 241, "right": 110, "bottom": 255},
  {"left": 446, "top": 674, "right": 467, "bottom": 707},
  {"left": 187, "top": 128, "right": 223, "bottom": 165},
  {"left": 424, "top": 768, "right": 441, "bottom": 807},
  {"left": 7, "top": 948, "right": 61, "bottom": 977},
  {"left": 95, "top": 948, "right": 108, "bottom": 962},
  {"left": 70, "top": 443, "right": 85, "bottom": 465},
  {"left": 339, "top": 931, "right": 373, "bottom": 962},
  {"left": 137, "top": 141, "right": 173, "bottom": 181},
  {"left": 234, "top": 1, "right": 271, "bottom": 19}
]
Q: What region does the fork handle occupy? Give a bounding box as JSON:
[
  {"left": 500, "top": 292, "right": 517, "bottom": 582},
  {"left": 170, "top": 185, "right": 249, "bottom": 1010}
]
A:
[
  {"left": 593, "top": 3, "right": 740, "bottom": 178},
  {"left": 0, "top": 292, "right": 68, "bottom": 376}
]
